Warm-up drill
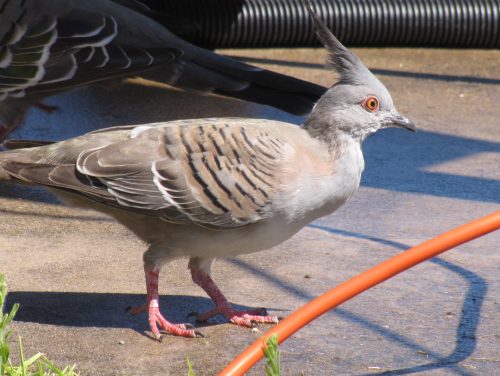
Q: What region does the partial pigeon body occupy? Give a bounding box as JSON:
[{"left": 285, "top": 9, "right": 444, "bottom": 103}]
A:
[
  {"left": 0, "top": 0, "right": 326, "bottom": 139},
  {"left": 0, "top": 7, "right": 415, "bottom": 339}
]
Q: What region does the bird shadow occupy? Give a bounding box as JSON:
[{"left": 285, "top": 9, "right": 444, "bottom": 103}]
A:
[
  {"left": 4, "top": 291, "right": 284, "bottom": 338},
  {"left": 226, "top": 55, "right": 500, "bottom": 85},
  {"left": 305, "top": 224, "right": 488, "bottom": 376}
]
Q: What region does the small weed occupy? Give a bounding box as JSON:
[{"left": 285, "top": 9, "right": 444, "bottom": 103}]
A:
[
  {"left": 263, "top": 334, "right": 280, "bottom": 376},
  {"left": 186, "top": 357, "right": 196, "bottom": 376}
]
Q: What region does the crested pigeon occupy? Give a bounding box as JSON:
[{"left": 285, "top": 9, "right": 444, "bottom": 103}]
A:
[
  {"left": 0, "top": 0, "right": 325, "bottom": 140},
  {"left": 0, "top": 5, "right": 415, "bottom": 339}
]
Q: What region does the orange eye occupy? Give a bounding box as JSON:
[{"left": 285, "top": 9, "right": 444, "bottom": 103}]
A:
[{"left": 362, "top": 96, "right": 379, "bottom": 112}]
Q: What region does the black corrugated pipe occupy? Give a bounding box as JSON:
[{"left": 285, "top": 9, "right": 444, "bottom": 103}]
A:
[{"left": 143, "top": 0, "right": 500, "bottom": 48}]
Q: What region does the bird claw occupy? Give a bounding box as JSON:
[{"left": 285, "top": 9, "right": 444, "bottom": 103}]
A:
[
  {"left": 194, "top": 330, "right": 205, "bottom": 338},
  {"left": 127, "top": 301, "right": 199, "bottom": 339}
]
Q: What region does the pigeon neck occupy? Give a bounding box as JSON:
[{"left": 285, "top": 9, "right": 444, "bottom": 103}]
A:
[{"left": 303, "top": 113, "right": 360, "bottom": 154}]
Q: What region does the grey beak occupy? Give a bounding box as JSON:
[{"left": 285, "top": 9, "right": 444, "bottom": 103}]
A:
[{"left": 385, "top": 112, "right": 416, "bottom": 132}]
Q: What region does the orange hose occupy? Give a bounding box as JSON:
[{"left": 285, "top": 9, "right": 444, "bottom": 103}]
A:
[{"left": 219, "top": 211, "right": 500, "bottom": 376}]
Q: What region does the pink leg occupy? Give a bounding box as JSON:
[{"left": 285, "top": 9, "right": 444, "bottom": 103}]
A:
[
  {"left": 191, "top": 267, "right": 279, "bottom": 327},
  {"left": 127, "top": 265, "right": 202, "bottom": 340}
]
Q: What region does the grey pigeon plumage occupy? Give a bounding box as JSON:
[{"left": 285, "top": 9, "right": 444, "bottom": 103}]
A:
[
  {"left": 0, "top": 6, "right": 415, "bottom": 339},
  {"left": 0, "top": 0, "right": 326, "bottom": 139}
]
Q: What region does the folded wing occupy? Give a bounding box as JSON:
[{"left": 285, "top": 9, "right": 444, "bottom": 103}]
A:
[{"left": 2, "top": 120, "right": 289, "bottom": 229}]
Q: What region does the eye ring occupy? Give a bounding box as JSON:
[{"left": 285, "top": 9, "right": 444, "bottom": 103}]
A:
[{"left": 362, "top": 96, "right": 379, "bottom": 112}]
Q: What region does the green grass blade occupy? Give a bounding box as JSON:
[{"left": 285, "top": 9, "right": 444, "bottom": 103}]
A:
[
  {"left": 37, "top": 360, "right": 44, "bottom": 376},
  {"left": 18, "top": 337, "right": 26, "bottom": 376},
  {"left": 263, "top": 334, "right": 280, "bottom": 376},
  {"left": 186, "top": 356, "right": 196, "bottom": 376},
  {"left": 23, "top": 352, "right": 44, "bottom": 369}
]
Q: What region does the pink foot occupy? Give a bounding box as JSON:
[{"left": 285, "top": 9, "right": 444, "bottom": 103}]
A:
[
  {"left": 193, "top": 304, "right": 279, "bottom": 327},
  {"left": 128, "top": 267, "right": 203, "bottom": 340},
  {"left": 190, "top": 267, "right": 280, "bottom": 327}
]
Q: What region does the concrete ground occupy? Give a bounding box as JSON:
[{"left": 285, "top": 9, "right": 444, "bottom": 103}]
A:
[{"left": 0, "top": 47, "right": 499, "bottom": 376}]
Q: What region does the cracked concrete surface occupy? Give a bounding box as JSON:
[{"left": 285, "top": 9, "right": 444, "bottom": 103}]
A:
[{"left": 1, "top": 47, "right": 499, "bottom": 375}]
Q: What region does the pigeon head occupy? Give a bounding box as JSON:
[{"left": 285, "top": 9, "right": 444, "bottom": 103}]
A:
[{"left": 304, "top": 5, "right": 415, "bottom": 141}]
